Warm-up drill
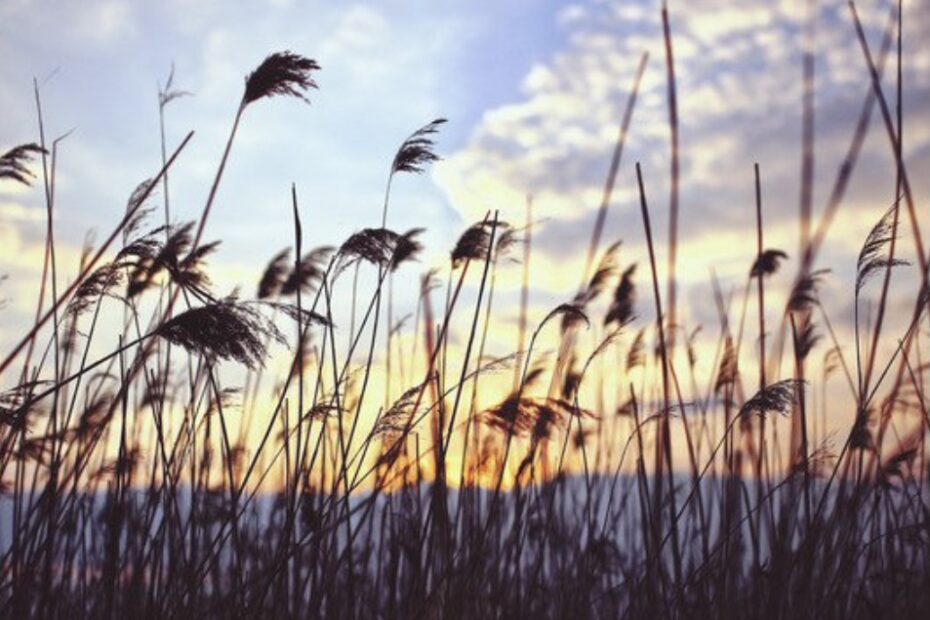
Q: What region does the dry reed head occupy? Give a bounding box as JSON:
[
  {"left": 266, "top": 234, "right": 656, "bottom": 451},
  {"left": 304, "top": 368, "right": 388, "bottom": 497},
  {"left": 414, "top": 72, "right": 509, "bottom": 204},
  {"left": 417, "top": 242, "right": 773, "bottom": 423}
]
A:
[
  {"left": 259, "top": 301, "right": 330, "bottom": 329},
  {"left": 522, "top": 360, "right": 548, "bottom": 389},
  {"left": 626, "top": 328, "right": 646, "bottom": 371},
  {"left": 243, "top": 52, "right": 320, "bottom": 106},
  {"left": 0, "top": 143, "right": 46, "bottom": 186},
  {"left": 495, "top": 226, "right": 523, "bottom": 259},
  {"left": 375, "top": 377, "right": 431, "bottom": 438},
  {"left": 158, "top": 63, "right": 192, "bottom": 109},
  {"left": 451, "top": 220, "right": 509, "bottom": 268},
  {"left": 391, "top": 118, "right": 447, "bottom": 176},
  {"left": 791, "top": 442, "right": 836, "bottom": 477},
  {"left": 481, "top": 395, "right": 539, "bottom": 438},
  {"left": 581, "top": 327, "right": 626, "bottom": 383},
  {"left": 338, "top": 228, "right": 400, "bottom": 273},
  {"left": 282, "top": 246, "right": 332, "bottom": 296},
  {"left": 125, "top": 222, "right": 220, "bottom": 299},
  {"left": 257, "top": 248, "right": 291, "bottom": 299},
  {"left": 880, "top": 432, "right": 919, "bottom": 481},
  {"left": 794, "top": 314, "right": 820, "bottom": 361},
  {"left": 0, "top": 382, "right": 47, "bottom": 431},
  {"left": 685, "top": 326, "right": 701, "bottom": 367},
  {"left": 788, "top": 268, "right": 829, "bottom": 312},
  {"left": 554, "top": 302, "right": 590, "bottom": 334},
  {"left": 301, "top": 402, "right": 341, "bottom": 424},
  {"left": 123, "top": 178, "right": 157, "bottom": 239},
  {"left": 738, "top": 379, "right": 803, "bottom": 419},
  {"left": 172, "top": 242, "right": 221, "bottom": 299},
  {"left": 562, "top": 355, "right": 581, "bottom": 402},
  {"left": 715, "top": 336, "right": 738, "bottom": 393},
  {"left": 483, "top": 394, "right": 593, "bottom": 443},
  {"left": 559, "top": 241, "right": 621, "bottom": 333},
  {"left": 68, "top": 262, "right": 124, "bottom": 316},
  {"left": 750, "top": 248, "right": 788, "bottom": 277},
  {"left": 419, "top": 268, "right": 443, "bottom": 307},
  {"left": 207, "top": 386, "right": 241, "bottom": 417},
  {"left": 856, "top": 205, "right": 908, "bottom": 293},
  {"left": 155, "top": 297, "right": 284, "bottom": 368},
  {"left": 577, "top": 241, "right": 621, "bottom": 307},
  {"left": 75, "top": 393, "right": 115, "bottom": 440},
  {"left": 823, "top": 346, "right": 841, "bottom": 379},
  {"left": 374, "top": 377, "right": 433, "bottom": 469},
  {"left": 605, "top": 263, "right": 636, "bottom": 327},
  {"left": 390, "top": 228, "right": 425, "bottom": 271}
]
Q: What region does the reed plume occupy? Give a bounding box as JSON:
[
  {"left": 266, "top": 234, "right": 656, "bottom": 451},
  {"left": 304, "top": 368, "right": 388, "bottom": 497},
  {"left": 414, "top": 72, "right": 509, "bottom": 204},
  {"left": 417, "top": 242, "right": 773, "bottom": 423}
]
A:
[
  {"left": 390, "top": 118, "right": 446, "bottom": 176},
  {"left": 0, "top": 143, "right": 46, "bottom": 186},
  {"left": 257, "top": 249, "right": 291, "bottom": 299},
  {"left": 750, "top": 249, "right": 788, "bottom": 277},
  {"left": 380, "top": 119, "right": 446, "bottom": 227},
  {"left": 739, "top": 379, "right": 803, "bottom": 419},
  {"left": 281, "top": 246, "right": 332, "bottom": 296},
  {"left": 605, "top": 263, "right": 636, "bottom": 327},
  {"left": 856, "top": 205, "right": 909, "bottom": 293},
  {"left": 243, "top": 52, "right": 320, "bottom": 106},
  {"left": 451, "top": 220, "right": 509, "bottom": 268},
  {"left": 155, "top": 297, "right": 284, "bottom": 368}
]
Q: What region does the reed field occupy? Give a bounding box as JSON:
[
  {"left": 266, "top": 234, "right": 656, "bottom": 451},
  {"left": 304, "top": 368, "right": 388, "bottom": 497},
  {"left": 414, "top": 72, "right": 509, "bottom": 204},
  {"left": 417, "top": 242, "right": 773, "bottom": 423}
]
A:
[{"left": 0, "top": 1, "right": 928, "bottom": 618}]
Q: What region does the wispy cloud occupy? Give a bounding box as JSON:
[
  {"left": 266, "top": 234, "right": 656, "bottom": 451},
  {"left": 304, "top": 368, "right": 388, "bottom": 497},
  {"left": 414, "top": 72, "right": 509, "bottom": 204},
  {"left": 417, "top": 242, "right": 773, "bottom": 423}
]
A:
[{"left": 437, "top": 0, "right": 930, "bottom": 294}]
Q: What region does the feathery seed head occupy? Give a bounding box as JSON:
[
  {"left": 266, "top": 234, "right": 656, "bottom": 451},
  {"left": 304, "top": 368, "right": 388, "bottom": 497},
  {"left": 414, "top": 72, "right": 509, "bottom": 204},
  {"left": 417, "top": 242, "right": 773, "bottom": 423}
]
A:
[{"left": 243, "top": 52, "right": 320, "bottom": 106}]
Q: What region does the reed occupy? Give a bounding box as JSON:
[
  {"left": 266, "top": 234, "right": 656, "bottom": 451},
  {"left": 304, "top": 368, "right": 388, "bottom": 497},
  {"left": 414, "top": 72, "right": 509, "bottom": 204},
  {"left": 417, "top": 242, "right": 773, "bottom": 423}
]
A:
[{"left": 0, "top": 7, "right": 928, "bottom": 618}]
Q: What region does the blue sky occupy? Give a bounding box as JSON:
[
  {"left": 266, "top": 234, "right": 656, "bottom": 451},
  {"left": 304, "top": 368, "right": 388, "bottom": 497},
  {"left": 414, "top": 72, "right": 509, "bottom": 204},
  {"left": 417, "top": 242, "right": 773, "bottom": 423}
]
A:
[
  {"left": 2, "top": 0, "right": 929, "bottom": 403},
  {"left": 1, "top": 2, "right": 573, "bottom": 314}
]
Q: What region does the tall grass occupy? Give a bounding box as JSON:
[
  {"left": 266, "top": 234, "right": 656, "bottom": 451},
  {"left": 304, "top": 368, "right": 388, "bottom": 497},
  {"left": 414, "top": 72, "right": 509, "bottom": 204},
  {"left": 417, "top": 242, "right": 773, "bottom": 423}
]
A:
[{"left": 1, "top": 6, "right": 929, "bottom": 618}]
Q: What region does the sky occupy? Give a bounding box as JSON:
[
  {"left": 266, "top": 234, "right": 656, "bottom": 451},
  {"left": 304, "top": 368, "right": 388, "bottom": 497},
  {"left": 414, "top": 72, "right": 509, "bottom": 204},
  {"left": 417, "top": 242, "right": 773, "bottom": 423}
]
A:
[{"left": 1, "top": 0, "right": 929, "bottom": 440}]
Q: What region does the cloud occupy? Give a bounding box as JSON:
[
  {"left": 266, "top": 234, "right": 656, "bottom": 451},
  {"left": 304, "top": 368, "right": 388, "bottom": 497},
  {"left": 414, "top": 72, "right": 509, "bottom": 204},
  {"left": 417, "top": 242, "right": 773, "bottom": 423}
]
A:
[
  {"left": 437, "top": 0, "right": 930, "bottom": 281},
  {"left": 319, "top": 5, "right": 389, "bottom": 59},
  {"left": 75, "top": 0, "right": 136, "bottom": 43},
  {"left": 440, "top": 0, "right": 930, "bottom": 217},
  {"left": 0, "top": 0, "right": 136, "bottom": 46},
  {"left": 0, "top": 200, "right": 87, "bottom": 355},
  {"left": 1, "top": 0, "right": 927, "bottom": 399},
  {"left": 0, "top": 201, "right": 46, "bottom": 224}
]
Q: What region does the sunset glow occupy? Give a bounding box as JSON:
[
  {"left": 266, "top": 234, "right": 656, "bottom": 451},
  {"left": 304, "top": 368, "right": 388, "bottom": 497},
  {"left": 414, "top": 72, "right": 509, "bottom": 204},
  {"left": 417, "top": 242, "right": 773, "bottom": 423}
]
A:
[{"left": 2, "top": 1, "right": 928, "bottom": 617}]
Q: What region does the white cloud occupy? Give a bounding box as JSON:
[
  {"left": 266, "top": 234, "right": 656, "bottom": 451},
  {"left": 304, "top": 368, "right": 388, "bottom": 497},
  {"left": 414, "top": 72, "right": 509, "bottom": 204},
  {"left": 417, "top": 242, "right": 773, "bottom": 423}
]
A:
[
  {"left": 0, "top": 201, "right": 45, "bottom": 224},
  {"left": 2, "top": 0, "right": 928, "bottom": 372},
  {"left": 319, "top": 5, "right": 389, "bottom": 58},
  {"left": 438, "top": 0, "right": 930, "bottom": 270},
  {"left": 75, "top": 0, "right": 136, "bottom": 43},
  {"left": 427, "top": 0, "right": 930, "bottom": 392},
  {"left": 0, "top": 0, "right": 137, "bottom": 46}
]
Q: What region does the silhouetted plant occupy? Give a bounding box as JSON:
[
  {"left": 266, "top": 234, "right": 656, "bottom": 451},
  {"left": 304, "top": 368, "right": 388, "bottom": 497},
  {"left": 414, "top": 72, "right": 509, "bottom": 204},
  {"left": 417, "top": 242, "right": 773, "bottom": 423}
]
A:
[
  {"left": 243, "top": 52, "right": 320, "bottom": 106},
  {"left": 155, "top": 297, "right": 283, "bottom": 368},
  {"left": 0, "top": 143, "right": 45, "bottom": 186}
]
